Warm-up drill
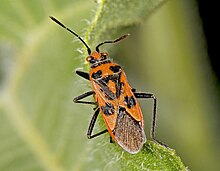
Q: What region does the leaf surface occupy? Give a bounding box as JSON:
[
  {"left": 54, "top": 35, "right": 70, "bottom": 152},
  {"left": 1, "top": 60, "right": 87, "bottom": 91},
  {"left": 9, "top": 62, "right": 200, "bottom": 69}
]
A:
[{"left": 0, "top": 0, "right": 187, "bottom": 170}]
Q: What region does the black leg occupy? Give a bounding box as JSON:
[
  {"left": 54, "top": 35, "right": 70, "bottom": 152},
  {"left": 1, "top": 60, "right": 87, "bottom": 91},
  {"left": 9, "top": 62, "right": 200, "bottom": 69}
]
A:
[
  {"left": 76, "top": 70, "right": 90, "bottom": 80},
  {"left": 110, "top": 136, "right": 114, "bottom": 143},
  {"left": 73, "top": 91, "right": 97, "bottom": 105},
  {"left": 87, "top": 108, "right": 108, "bottom": 139},
  {"left": 134, "top": 92, "right": 168, "bottom": 147}
]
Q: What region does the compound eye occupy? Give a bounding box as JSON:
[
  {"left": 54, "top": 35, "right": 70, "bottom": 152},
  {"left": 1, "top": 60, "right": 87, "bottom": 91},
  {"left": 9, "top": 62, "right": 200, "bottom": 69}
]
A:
[
  {"left": 101, "top": 52, "right": 108, "bottom": 60},
  {"left": 86, "top": 56, "right": 96, "bottom": 63}
]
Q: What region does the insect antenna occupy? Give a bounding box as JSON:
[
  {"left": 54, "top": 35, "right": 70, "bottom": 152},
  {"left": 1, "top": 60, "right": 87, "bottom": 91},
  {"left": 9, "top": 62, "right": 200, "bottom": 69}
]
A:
[
  {"left": 95, "top": 34, "right": 130, "bottom": 52},
  {"left": 49, "top": 16, "right": 91, "bottom": 55}
]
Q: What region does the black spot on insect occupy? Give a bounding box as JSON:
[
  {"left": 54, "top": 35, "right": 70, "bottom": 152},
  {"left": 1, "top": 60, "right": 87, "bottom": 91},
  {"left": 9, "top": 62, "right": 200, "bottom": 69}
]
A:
[
  {"left": 110, "top": 65, "right": 121, "bottom": 73},
  {"left": 101, "top": 76, "right": 110, "bottom": 84},
  {"left": 95, "top": 77, "right": 116, "bottom": 100},
  {"left": 101, "top": 102, "right": 115, "bottom": 115},
  {"left": 118, "top": 106, "right": 126, "bottom": 112},
  {"left": 104, "top": 93, "right": 115, "bottom": 100},
  {"left": 124, "top": 95, "right": 136, "bottom": 108},
  {"left": 102, "top": 73, "right": 122, "bottom": 99},
  {"left": 92, "top": 70, "right": 102, "bottom": 79},
  {"left": 101, "top": 74, "right": 119, "bottom": 84},
  {"left": 116, "top": 82, "right": 124, "bottom": 98}
]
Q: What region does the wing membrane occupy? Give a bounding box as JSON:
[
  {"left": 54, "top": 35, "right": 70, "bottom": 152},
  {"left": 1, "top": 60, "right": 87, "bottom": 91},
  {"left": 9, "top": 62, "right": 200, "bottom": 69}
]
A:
[{"left": 114, "top": 109, "right": 146, "bottom": 154}]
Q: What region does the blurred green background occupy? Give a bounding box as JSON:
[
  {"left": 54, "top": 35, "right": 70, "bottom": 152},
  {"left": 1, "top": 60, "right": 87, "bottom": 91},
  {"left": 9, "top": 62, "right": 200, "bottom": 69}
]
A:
[{"left": 0, "top": 0, "right": 219, "bottom": 171}]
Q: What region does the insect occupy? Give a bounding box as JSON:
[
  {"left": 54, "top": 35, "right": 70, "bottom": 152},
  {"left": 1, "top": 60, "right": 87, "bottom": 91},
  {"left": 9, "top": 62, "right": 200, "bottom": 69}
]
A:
[{"left": 50, "top": 16, "right": 165, "bottom": 154}]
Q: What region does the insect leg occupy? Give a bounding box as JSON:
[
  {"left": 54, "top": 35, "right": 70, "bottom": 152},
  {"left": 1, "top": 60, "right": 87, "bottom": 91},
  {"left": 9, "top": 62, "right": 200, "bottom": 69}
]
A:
[
  {"left": 134, "top": 92, "right": 167, "bottom": 147},
  {"left": 110, "top": 136, "right": 114, "bottom": 143},
  {"left": 73, "top": 91, "right": 97, "bottom": 105},
  {"left": 76, "top": 70, "right": 90, "bottom": 80},
  {"left": 87, "top": 107, "right": 108, "bottom": 139}
]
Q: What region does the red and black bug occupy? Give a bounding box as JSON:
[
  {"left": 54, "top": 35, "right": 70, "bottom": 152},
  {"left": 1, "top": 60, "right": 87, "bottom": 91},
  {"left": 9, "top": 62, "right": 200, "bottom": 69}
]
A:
[{"left": 50, "top": 16, "right": 165, "bottom": 154}]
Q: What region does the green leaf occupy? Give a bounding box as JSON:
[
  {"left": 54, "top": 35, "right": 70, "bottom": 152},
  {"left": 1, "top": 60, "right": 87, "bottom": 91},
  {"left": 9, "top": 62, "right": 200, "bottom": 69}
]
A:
[
  {"left": 0, "top": 0, "right": 187, "bottom": 170},
  {"left": 85, "top": 0, "right": 168, "bottom": 49}
]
